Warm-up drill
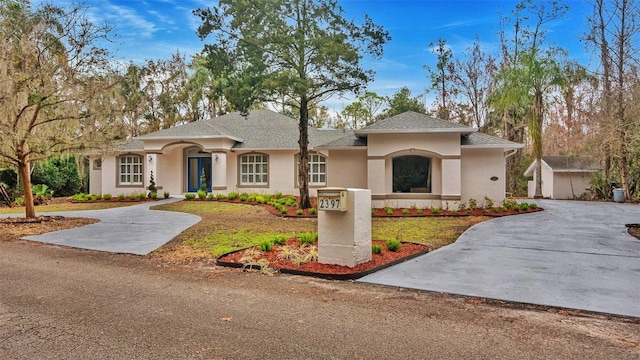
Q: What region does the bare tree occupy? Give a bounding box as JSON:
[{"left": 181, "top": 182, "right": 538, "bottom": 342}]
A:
[{"left": 0, "top": 0, "right": 115, "bottom": 217}]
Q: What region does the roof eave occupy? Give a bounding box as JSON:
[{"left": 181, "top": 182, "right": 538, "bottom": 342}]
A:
[
  {"left": 136, "top": 135, "right": 244, "bottom": 142},
  {"left": 355, "top": 128, "right": 477, "bottom": 136},
  {"left": 461, "top": 144, "right": 524, "bottom": 149}
]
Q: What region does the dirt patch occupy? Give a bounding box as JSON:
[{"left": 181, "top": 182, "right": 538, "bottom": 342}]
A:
[
  {"left": 626, "top": 225, "right": 640, "bottom": 240},
  {"left": 217, "top": 238, "right": 428, "bottom": 278},
  {"left": 0, "top": 216, "right": 98, "bottom": 240}
]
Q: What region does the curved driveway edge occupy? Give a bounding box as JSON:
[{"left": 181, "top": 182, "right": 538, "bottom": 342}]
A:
[
  {"left": 359, "top": 200, "right": 640, "bottom": 318},
  {"left": 15, "top": 198, "right": 200, "bottom": 255}
]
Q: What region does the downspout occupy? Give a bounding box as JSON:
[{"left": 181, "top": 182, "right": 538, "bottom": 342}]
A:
[{"left": 504, "top": 149, "right": 518, "bottom": 159}]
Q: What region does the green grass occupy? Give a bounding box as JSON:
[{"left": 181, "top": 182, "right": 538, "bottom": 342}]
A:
[{"left": 149, "top": 200, "right": 489, "bottom": 262}]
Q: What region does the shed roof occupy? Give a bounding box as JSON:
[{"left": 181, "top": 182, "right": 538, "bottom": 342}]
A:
[{"left": 524, "top": 155, "right": 602, "bottom": 176}]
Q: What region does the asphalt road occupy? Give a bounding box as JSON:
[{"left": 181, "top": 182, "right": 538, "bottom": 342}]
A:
[{"left": 1, "top": 240, "right": 639, "bottom": 359}]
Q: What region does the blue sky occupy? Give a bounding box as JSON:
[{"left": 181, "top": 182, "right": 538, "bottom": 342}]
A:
[{"left": 70, "top": 0, "right": 593, "bottom": 112}]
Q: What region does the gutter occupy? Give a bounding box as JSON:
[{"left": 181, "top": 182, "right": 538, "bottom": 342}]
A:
[{"left": 504, "top": 149, "right": 518, "bottom": 159}]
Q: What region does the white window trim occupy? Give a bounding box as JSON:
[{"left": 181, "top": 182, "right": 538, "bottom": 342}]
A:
[
  {"left": 239, "top": 153, "right": 269, "bottom": 186},
  {"left": 118, "top": 155, "right": 144, "bottom": 186}
]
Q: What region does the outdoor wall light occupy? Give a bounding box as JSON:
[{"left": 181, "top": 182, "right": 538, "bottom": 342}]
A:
[
  {"left": 148, "top": 155, "right": 153, "bottom": 162},
  {"left": 215, "top": 155, "right": 219, "bottom": 161}
]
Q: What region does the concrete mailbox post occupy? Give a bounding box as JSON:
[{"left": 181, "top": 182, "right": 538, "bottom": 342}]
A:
[{"left": 317, "top": 188, "right": 372, "bottom": 267}]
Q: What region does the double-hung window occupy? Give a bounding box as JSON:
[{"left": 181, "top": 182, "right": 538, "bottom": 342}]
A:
[
  {"left": 240, "top": 154, "right": 268, "bottom": 186},
  {"left": 118, "top": 155, "right": 143, "bottom": 186}
]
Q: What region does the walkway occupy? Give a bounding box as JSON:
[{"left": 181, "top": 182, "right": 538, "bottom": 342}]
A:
[
  {"left": 359, "top": 200, "right": 640, "bottom": 318},
  {"left": 8, "top": 198, "right": 200, "bottom": 255}
]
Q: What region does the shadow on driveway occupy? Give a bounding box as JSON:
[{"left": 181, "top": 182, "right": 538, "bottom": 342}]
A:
[{"left": 359, "top": 200, "right": 640, "bottom": 318}]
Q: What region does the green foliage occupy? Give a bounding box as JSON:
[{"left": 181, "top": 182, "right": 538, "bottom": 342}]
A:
[
  {"left": 258, "top": 240, "right": 273, "bottom": 252},
  {"left": 149, "top": 192, "right": 158, "bottom": 200},
  {"left": 432, "top": 207, "right": 441, "bottom": 214},
  {"left": 199, "top": 168, "right": 208, "bottom": 192},
  {"left": 482, "top": 196, "right": 494, "bottom": 209},
  {"left": 296, "top": 209, "right": 303, "bottom": 216},
  {"left": 117, "top": 194, "right": 125, "bottom": 201},
  {"left": 467, "top": 198, "right": 477, "bottom": 209},
  {"left": 163, "top": 191, "right": 170, "bottom": 199},
  {"left": 30, "top": 154, "right": 82, "bottom": 197},
  {"left": 309, "top": 208, "right": 317, "bottom": 215},
  {"left": 207, "top": 193, "right": 214, "bottom": 200},
  {"left": 137, "top": 193, "right": 146, "bottom": 201},
  {"left": 227, "top": 191, "right": 239, "bottom": 200},
  {"left": 72, "top": 193, "right": 89, "bottom": 201},
  {"left": 128, "top": 194, "right": 137, "bottom": 201},
  {"left": 216, "top": 193, "right": 226, "bottom": 200},
  {"left": 194, "top": 0, "right": 389, "bottom": 208},
  {"left": 103, "top": 193, "right": 112, "bottom": 200},
  {"left": 385, "top": 207, "right": 393, "bottom": 215},
  {"left": 372, "top": 244, "right": 383, "bottom": 254},
  {"left": 416, "top": 208, "right": 423, "bottom": 215},
  {"left": 184, "top": 193, "right": 196, "bottom": 200},
  {"left": 247, "top": 194, "right": 257, "bottom": 202},
  {"left": 298, "top": 232, "right": 318, "bottom": 245},
  {"left": 274, "top": 191, "right": 283, "bottom": 199},
  {"left": 197, "top": 189, "right": 207, "bottom": 199},
  {"left": 147, "top": 170, "right": 157, "bottom": 195},
  {"left": 385, "top": 238, "right": 402, "bottom": 252},
  {"left": 379, "top": 87, "right": 427, "bottom": 118},
  {"left": 273, "top": 234, "right": 287, "bottom": 245},
  {"left": 401, "top": 208, "right": 409, "bottom": 215}
]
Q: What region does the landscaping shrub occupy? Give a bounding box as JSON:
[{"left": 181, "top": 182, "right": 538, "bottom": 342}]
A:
[
  {"left": 298, "top": 232, "right": 318, "bottom": 244},
  {"left": 372, "top": 244, "right": 383, "bottom": 254},
  {"left": 258, "top": 240, "right": 273, "bottom": 252},
  {"left": 197, "top": 189, "right": 207, "bottom": 200},
  {"left": 163, "top": 191, "right": 170, "bottom": 199},
  {"left": 184, "top": 193, "right": 196, "bottom": 200},
  {"left": 103, "top": 193, "right": 112, "bottom": 200},
  {"left": 273, "top": 235, "right": 287, "bottom": 245},
  {"left": 31, "top": 156, "right": 82, "bottom": 197},
  {"left": 386, "top": 238, "right": 402, "bottom": 252}
]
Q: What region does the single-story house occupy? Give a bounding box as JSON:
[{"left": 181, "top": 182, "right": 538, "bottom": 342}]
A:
[
  {"left": 89, "top": 110, "right": 522, "bottom": 208},
  {"left": 524, "top": 155, "right": 602, "bottom": 199}
]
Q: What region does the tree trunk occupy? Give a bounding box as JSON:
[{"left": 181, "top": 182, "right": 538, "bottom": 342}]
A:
[
  {"left": 298, "top": 97, "right": 311, "bottom": 209},
  {"left": 533, "top": 92, "right": 544, "bottom": 199},
  {"left": 18, "top": 160, "right": 35, "bottom": 218}
]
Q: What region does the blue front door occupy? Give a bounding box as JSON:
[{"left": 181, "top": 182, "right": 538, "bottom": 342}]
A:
[{"left": 187, "top": 157, "right": 212, "bottom": 192}]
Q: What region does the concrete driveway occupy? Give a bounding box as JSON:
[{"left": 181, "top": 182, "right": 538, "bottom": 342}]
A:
[
  {"left": 3, "top": 198, "right": 200, "bottom": 255},
  {"left": 359, "top": 200, "right": 640, "bottom": 318}
]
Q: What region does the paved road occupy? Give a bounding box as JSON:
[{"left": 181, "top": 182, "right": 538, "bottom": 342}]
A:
[
  {"left": 360, "top": 200, "right": 640, "bottom": 318},
  {"left": 7, "top": 198, "right": 200, "bottom": 255},
  {"left": 1, "top": 240, "right": 638, "bottom": 359}
]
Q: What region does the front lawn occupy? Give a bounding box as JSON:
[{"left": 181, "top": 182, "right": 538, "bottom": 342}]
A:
[{"left": 150, "top": 201, "right": 489, "bottom": 263}]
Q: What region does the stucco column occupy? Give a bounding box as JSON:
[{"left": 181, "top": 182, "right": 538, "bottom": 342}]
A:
[
  {"left": 146, "top": 153, "right": 157, "bottom": 191},
  {"left": 212, "top": 152, "right": 227, "bottom": 190},
  {"left": 441, "top": 158, "right": 461, "bottom": 199},
  {"left": 367, "top": 158, "right": 385, "bottom": 195}
]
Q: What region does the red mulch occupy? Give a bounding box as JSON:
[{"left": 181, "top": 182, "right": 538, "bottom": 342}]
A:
[{"left": 217, "top": 238, "right": 428, "bottom": 277}]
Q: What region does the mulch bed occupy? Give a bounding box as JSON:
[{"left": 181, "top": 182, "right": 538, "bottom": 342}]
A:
[
  {"left": 625, "top": 224, "right": 640, "bottom": 240},
  {"left": 217, "top": 238, "right": 429, "bottom": 280}
]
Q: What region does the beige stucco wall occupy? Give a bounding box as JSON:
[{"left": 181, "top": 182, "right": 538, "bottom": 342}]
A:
[
  {"left": 367, "top": 133, "right": 461, "bottom": 157},
  {"left": 527, "top": 162, "right": 553, "bottom": 198},
  {"left": 367, "top": 133, "right": 459, "bottom": 209},
  {"left": 552, "top": 172, "right": 593, "bottom": 199},
  {"left": 460, "top": 148, "right": 506, "bottom": 205},
  {"left": 97, "top": 151, "right": 146, "bottom": 196},
  {"left": 88, "top": 157, "right": 102, "bottom": 195},
  {"left": 326, "top": 150, "right": 367, "bottom": 189}
]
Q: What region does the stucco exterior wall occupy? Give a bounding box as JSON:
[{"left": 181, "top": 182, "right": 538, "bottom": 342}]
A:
[
  {"left": 97, "top": 151, "right": 146, "bottom": 196},
  {"left": 461, "top": 148, "right": 506, "bottom": 205},
  {"left": 527, "top": 163, "right": 554, "bottom": 198},
  {"left": 325, "top": 150, "right": 367, "bottom": 189},
  {"left": 552, "top": 172, "right": 593, "bottom": 199},
  {"left": 367, "top": 133, "right": 461, "bottom": 157},
  {"left": 88, "top": 157, "right": 102, "bottom": 195},
  {"left": 156, "top": 147, "right": 184, "bottom": 195}
]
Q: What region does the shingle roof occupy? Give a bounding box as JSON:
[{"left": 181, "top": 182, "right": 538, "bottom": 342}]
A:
[
  {"left": 316, "top": 132, "right": 367, "bottom": 148},
  {"left": 355, "top": 111, "right": 473, "bottom": 134},
  {"left": 461, "top": 132, "right": 522, "bottom": 148},
  {"left": 543, "top": 156, "right": 602, "bottom": 171},
  {"left": 136, "top": 120, "right": 234, "bottom": 140}
]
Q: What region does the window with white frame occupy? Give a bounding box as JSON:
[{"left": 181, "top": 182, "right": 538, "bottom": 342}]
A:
[
  {"left": 118, "top": 155, "right": 143, "bottom": 186},
  {"left": 297, "top": 154, "right": 327, "bottom": 186},
  {"left": 240, "top": 154, "right": 268, "bottom": 186}
]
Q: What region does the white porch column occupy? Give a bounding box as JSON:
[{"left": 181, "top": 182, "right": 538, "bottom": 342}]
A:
[
  {"left": 441, "top": 158, "right": 461, "bottom": 198},
  {"left": 146, "top": 153, "right": 158, "bottom": 191},
  {"left": 212, "top": 152, "right": 227, "bottom": 190}
]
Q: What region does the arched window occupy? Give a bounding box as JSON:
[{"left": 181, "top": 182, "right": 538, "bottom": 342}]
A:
[
  {"left": 392, "top": 155, "right": 431, "bottom": 193},
  {"left": 117, "top": 155, "right": 143, "bottom": 186},
  {"left": 239, "top": 153, "right": 268, "bottom": 186}
]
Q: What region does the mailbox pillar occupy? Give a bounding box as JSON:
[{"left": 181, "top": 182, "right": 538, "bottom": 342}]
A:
[{"left": 317, "top": 188, "right": 371, "bottom": 267}]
